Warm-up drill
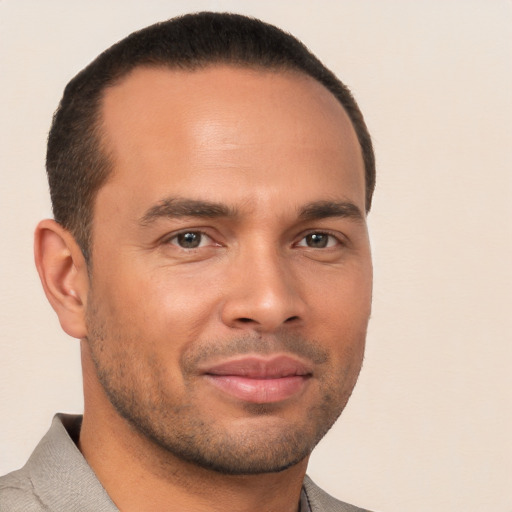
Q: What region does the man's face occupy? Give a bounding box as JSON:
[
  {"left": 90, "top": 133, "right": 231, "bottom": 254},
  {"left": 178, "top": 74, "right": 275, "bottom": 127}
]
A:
[{"left": 85, "top": 65, "right": 372, "bottom": 474}]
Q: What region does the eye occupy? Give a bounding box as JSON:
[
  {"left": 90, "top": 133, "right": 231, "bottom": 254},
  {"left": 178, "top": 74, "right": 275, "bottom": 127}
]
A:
[
  {"left": 296, "top": 232, "right": 339, "bottom": 249},
  {"left": 168, "top": 231, "right": 212, "bottom": 249}
]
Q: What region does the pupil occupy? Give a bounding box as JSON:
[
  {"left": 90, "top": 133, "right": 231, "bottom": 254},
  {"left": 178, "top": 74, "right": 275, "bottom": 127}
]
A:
[
  {"left": 178, "top": 232, "right": 200, "bottom": 248},
  {"left": 308, "top": 233, "right": 328, "bottom": 248}
]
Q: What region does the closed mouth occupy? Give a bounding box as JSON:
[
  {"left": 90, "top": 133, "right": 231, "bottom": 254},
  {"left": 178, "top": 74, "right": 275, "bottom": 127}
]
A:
[{"left": 200, "top": 355, "right": 313, "bottom": 403}]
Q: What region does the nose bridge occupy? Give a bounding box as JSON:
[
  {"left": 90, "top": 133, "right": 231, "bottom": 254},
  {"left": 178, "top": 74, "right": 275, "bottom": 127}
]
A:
[{"left": 221, "top": 237, "right": 305, "bottom": 331}]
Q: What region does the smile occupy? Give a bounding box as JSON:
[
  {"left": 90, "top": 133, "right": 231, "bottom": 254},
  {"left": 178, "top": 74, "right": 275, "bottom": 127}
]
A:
[{"left": 202, "top": 355, "right": 313, "bottom": 403}]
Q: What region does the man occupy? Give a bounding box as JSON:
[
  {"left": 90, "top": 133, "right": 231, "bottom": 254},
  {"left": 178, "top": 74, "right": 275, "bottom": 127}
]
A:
[{"left": 0, "top": 12, "right": 375, "bottom": 512}]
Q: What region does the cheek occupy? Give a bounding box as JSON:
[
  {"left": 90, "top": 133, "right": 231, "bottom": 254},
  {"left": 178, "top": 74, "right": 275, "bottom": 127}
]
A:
[
  {"left": 305, "top": 261, "right": 372, "bottom": 321},
  {"left": 150, "top": 269, "right": 223, "bottom": 327},
  {"left": 95, "top": 253, "right": 213, "bottom": 317},
  {"left": 107, "top": 267, "right": 224, "bottom": 355},
  {"left": 304, "top": 262, "right": 372, "bottom": 366}
]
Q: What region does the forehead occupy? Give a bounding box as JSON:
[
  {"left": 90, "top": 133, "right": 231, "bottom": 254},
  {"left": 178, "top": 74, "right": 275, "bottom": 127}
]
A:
[{"left": 97, "top": 65, "right": 365, "bottom": 216}]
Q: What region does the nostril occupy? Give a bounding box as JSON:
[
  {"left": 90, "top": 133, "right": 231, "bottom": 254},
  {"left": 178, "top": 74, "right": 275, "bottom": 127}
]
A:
[{"left": 233, "top": 315, "right": 301, "bottom": 328}]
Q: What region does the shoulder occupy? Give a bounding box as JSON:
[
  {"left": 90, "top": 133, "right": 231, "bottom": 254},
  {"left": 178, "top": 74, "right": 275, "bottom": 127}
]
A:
[
  {"left": 0, "top": 469, "right": 47, "bottom": 512},
  {"left": 303, "top": 475, "right": 373, "bottom": 512},
  {"left": 1, "top": 414, "right": 118, "bottom": 512}
]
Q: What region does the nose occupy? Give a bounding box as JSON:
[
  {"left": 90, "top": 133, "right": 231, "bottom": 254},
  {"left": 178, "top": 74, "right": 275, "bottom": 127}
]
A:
[{"left": 220, "top": 246, "right": 307, "bottom": 333}]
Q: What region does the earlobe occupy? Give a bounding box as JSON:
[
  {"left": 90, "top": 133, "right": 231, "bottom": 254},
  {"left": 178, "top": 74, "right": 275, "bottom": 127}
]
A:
[{"left": 34, "top": 219, "right": 89, "bottom": 339}]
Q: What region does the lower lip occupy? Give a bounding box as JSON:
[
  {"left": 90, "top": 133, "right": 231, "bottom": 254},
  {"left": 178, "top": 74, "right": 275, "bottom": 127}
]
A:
[{"left": 204, "top": 375, "right": 309, "bottom": 403}]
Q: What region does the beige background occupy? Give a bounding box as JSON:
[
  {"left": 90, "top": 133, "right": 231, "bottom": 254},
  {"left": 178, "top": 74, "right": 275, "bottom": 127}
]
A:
[{"left": 1, "top": 1, "right": 511, "bottom": 511}]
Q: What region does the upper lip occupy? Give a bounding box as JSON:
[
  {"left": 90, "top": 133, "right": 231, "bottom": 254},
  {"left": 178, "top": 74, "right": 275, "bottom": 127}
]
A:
[{"left": 201, "top": 355, "right": 313, "bottom": 379}]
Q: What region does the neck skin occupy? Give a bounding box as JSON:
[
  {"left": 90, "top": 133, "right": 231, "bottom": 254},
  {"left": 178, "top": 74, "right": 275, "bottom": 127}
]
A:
[{"left": 79, "top": 341, "right": 308, "bottom": 512}]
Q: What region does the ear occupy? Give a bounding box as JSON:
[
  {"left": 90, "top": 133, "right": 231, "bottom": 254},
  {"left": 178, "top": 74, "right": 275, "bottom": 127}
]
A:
[{"left": 34, "top": 219, "right": 89, "bottom": 339}]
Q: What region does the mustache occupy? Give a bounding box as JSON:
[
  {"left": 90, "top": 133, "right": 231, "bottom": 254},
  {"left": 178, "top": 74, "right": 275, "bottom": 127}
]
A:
[{"left": 180, "top": 333, "right": 330, "bottom": 371}]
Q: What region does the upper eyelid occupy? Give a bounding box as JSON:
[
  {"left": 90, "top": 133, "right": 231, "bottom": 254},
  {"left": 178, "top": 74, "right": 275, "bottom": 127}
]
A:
[
  {"left": 159, "top": 230, "right": 214, "bottom": 250},
  {"left": 159, "top": 227, "right": 348, "bottom": 246},
  {"left": 161, "top": 228, "right": 213, "bottom": 241},
  {"left": 295, "top": 235, "right": 341, "bottom": 249},
  {"left": 295, "top": 229, "right": 347, "bottom": 244}
]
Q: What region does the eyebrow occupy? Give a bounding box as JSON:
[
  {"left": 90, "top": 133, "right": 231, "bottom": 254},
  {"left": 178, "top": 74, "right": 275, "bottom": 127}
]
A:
[
  {"left": 139, "top": 197, "right": 236, "bottom": 226},
  {"left": 298, "top": 200, "right": 364, "bottom": 222},
  {"left": 139, "top": 197, "right": 364, "bottom": 226}
]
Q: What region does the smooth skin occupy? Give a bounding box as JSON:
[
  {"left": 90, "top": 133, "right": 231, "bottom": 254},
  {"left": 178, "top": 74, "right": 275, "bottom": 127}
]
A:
[{"left": 35, "top": 66, "right": 373, "bottom": 512}]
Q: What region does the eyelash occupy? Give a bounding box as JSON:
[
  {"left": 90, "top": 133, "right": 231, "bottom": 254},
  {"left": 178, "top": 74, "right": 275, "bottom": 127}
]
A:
[
  {"left": 163, "top": 229, "right": 344, "bottom": 250},
  {"left": 295, "top": 231, "right": 344, "bottom": 249},
  {"left": 165, "top": 230, "right": 216, "bottom": 249}
]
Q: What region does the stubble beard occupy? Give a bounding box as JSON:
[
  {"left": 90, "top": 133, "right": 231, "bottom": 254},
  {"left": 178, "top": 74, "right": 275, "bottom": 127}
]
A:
[{"left": 85, "top": 296, "right": 365, "bottom": 475}]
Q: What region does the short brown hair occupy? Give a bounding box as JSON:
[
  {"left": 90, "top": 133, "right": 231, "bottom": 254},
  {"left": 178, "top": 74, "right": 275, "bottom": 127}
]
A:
[{"left": 47, "top": 12, "right": 375, "bottom": 261}]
